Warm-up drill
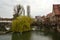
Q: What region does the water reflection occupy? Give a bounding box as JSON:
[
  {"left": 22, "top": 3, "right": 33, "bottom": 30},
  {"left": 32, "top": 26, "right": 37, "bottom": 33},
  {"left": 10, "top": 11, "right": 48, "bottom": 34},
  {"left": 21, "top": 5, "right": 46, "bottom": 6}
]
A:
[
  {"left": 12, "top": 31, "right": 31, "bottom": 40},
  {"left": 11, "top": 31, "right": 60, "bottom": 40},
  {"left": 41, "top": 31, "right": 60, "bottom": 40},
  {"left": 52, "top": 32, "right": 60, "bottom": 40}
]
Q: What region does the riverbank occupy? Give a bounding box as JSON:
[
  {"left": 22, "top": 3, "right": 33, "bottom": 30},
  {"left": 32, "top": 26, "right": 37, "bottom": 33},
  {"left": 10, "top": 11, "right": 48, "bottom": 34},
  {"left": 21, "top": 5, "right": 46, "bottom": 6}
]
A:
[{"left": 0, "top": 31, "right": 12, "bottom": 35}]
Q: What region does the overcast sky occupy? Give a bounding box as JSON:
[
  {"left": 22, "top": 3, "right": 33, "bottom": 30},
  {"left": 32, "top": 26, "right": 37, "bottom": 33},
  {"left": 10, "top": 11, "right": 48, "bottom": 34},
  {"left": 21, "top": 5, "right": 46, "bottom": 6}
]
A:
[{"left": 0, "top": 0, "right": 60, "bottom": 18}]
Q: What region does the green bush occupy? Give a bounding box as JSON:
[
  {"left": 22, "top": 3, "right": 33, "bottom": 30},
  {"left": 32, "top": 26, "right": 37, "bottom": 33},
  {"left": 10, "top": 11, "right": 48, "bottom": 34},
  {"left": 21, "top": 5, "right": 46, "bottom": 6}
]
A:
[{"left": 11, "top": 16, "right": 33, "bottom": 32}]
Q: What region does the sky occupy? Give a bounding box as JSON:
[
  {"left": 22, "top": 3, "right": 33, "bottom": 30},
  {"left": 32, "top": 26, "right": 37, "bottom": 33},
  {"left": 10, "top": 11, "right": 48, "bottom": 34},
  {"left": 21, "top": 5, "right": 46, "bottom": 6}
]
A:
[{"left": 0, "top": 0, "right": 60, "bottom": 18}]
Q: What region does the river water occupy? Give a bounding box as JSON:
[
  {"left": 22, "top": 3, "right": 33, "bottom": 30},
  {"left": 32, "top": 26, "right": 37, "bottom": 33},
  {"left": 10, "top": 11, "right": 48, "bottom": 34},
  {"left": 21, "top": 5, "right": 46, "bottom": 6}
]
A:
[{"left": 0, "top": 31, "right": 60, "bottom": 40}]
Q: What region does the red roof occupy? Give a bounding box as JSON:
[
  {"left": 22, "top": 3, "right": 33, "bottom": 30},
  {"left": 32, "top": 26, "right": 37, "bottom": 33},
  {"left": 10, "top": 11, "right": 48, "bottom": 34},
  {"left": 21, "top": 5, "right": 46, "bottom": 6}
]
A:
[{"left": 53, "top": 4, "right": 60, "bottom": 15}]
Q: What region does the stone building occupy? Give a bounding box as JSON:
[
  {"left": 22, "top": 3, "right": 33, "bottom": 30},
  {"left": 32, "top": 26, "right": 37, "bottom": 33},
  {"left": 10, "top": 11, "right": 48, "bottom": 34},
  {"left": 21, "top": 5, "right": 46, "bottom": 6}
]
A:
[
  {"left": 45, "top": 4, "right": 60, "bottom": 32},
  {"left": 53, "top": 4, "right": 60, "bottom": 31}
]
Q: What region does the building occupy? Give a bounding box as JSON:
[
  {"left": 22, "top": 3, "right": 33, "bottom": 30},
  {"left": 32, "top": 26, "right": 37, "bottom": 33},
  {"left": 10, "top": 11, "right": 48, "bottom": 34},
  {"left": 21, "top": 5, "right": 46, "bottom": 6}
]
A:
[
  {"left": 27, "top": 5, "right": 30, "bottom": 17},
  {"left": 53, "top": 4, "right": 60, "bottom": 16},
  {"left": 53, "top": 4, "right": 60, "bottom": 23},
  {"left": 47, "top": 4, "right": 60, "bottom": 32},
  {"left": 0, "top": 18, "right": 13, "bottom": 31}
]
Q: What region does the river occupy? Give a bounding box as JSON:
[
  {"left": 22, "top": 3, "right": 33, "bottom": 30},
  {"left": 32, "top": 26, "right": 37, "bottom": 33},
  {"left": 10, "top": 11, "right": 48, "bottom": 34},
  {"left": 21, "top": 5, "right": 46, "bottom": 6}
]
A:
[{"left": 0, "top": 31, "right": 60, "bottom": 40}]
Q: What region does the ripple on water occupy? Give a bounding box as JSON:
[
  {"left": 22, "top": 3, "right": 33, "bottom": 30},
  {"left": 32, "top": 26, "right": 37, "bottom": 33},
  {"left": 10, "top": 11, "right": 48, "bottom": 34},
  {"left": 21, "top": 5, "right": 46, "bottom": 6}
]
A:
[
  {"left": 30, "top": 31, "right": 52, "bottom": 40},
  {"left": 0, "top": 34, "right": 12, "bottom": 40},
  {"left": 0, "top": 31, "right": 52, "bottom": 40}
]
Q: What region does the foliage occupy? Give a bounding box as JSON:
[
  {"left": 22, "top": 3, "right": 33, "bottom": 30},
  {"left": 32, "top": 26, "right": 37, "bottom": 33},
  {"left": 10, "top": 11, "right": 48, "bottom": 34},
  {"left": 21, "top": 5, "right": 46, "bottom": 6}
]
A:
[{"left": 11, "top": 16, "right": 33, "bottom": 32}]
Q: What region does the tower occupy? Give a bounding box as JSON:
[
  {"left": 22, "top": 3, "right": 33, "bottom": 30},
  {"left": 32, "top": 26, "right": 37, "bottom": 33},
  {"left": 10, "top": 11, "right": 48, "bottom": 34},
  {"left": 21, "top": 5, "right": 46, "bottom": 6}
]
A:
[{"left": 27, "top": 5, "right": 30, "bottom": 17}]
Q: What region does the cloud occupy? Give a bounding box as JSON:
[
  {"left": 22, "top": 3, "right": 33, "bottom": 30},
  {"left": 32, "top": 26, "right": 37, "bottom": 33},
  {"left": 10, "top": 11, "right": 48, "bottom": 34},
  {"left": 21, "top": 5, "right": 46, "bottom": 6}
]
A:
[
  {"left": 0, "top": 0, "right": 60, "bottom": 18},
  {"left": 53, "top": 0, "right": 60, "bottom": 4},
  {"left": 0, "top": 0, "right": 18, "bottom": 18}
]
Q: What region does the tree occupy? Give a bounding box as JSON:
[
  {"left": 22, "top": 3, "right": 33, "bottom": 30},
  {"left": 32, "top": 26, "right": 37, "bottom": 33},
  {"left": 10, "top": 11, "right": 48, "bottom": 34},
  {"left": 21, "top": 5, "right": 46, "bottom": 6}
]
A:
[
  {"left": 11, "top": 16, "right": 33, "bottom": 32},
  {"left": 13, "top": 5, "right": 25, "bottom": 19}
]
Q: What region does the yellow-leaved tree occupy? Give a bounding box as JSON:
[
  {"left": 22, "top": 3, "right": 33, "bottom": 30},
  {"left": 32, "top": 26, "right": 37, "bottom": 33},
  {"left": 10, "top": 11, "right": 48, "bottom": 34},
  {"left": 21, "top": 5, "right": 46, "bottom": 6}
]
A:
[{"left": 11, "top": 16, "right": 33, "bottom": 32}]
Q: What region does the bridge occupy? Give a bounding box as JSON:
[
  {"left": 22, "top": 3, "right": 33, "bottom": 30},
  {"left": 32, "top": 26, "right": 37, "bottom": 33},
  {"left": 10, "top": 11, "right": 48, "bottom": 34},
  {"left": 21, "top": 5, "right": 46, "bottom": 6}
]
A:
[{"left": 0, "top": 18, "right": 12, "bottom": 31}]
